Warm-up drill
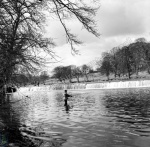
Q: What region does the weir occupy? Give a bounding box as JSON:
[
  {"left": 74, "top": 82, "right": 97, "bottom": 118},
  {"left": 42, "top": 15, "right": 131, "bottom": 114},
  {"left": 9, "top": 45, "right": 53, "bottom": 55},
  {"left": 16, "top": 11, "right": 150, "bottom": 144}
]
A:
[
  {"left": 18, "top": 80, "right": 150, "bottom": 92},
  {"left": 86, "top": 80, "right": 150, "bottom": 89}
]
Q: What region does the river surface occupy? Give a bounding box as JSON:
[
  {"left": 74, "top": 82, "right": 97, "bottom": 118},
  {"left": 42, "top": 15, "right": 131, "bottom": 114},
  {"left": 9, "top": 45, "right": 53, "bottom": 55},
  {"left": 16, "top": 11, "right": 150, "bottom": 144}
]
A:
[{"left": 0, "top": 88, "right": 150, "bottom": 147}]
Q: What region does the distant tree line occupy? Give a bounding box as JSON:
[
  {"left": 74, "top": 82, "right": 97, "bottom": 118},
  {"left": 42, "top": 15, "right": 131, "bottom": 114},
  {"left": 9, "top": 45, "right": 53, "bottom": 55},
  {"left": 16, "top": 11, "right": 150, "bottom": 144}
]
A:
[
  {"left": 97, "top": 38, "right": 150, "bottom": 80},
  {"left": 12, "top": 71, "right": 49, "bottom": 86},
  {"left": 52, "top": 38, "right": 150, "bottom": 83},
  {"left": 52, "top": 64, "right": 93, "bottom": 83}
]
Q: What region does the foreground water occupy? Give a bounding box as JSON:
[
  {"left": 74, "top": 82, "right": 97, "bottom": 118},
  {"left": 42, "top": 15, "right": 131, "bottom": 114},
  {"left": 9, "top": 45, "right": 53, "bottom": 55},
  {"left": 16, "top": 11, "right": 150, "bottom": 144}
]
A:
[{"left": 0, "top": 88, "right": 150, "bottom": 147}]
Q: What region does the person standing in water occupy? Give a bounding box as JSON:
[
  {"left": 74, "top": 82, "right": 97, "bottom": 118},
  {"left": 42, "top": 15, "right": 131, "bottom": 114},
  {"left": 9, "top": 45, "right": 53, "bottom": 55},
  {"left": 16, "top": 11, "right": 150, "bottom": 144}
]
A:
[{"left": 64, "top": 90, "right": 72, "bottom": 106}]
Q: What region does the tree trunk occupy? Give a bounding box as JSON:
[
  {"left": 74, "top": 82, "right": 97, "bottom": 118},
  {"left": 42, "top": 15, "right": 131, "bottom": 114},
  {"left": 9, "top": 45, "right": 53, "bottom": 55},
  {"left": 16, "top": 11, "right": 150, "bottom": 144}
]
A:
[
  {"left": 85, "top": 74, "right": 88, "bottom": 81},
  {"left": 147, "top": 63, "right": 150, "bottom": 74},
  {"left": 76, "top": 76, "right": 80, "bottom": 83},
  {"left": 135, "top": 68, "right": 139, "bottom": 77},
  {"left": 114, "top": 72, "right": 117, "bottom": 79},
  {"left": 128, "top": 72, "right": 131, "bottom": 79},
  {"left": 107, "top": 76, "right": 109, "bottom": 81},
  {"left": 147, "top": 67, "right": 150, "bottom": 74}
]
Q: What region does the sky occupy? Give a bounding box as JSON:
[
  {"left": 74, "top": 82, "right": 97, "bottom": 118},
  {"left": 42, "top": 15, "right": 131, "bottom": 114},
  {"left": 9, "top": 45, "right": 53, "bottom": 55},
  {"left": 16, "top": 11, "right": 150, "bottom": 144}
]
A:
[{"left": 44, "top": 0, "right": 150, "bottom": 73}]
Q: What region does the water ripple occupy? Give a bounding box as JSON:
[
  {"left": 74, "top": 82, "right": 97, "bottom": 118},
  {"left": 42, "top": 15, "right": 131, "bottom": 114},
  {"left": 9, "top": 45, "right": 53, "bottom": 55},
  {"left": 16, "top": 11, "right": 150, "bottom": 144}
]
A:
[{"left": 1, "top": 88, "right": 150, "bottom": 146}]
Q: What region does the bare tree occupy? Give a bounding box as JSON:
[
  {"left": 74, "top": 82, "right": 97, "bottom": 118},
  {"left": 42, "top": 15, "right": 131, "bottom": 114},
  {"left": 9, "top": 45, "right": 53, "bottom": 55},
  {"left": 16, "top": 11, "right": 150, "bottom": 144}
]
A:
[
  {"left": 81, "top": 64, "right": 90, "bottom": 82},
  {"left": 128, "top": 41, "right": 143, "bottom": 77},
  {"left": 52, "top": 66, "right": 64, "bottom": 82},
  {"left": 100, "top": 52, "right": 113, "bottom": 80},
  {"left": 109, "top": 47, "right": 120, "bottom": 78},
  {"left": 40, "top": 71, "right": 49, "bottom": 84},
  {"left": 72, "top": 66, "right": 82, "bottom": 83},
  {"left": 0, "top": 0, "right": 100, "bottom": 85},
  {"left": 134, "top": 38, "right": 150, "bottom": 74}
]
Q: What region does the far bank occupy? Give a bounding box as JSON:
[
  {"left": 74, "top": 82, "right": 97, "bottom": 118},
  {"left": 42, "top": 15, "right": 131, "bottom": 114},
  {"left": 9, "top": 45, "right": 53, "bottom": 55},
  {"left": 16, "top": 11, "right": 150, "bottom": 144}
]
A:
[{"left": 18, "top": 79, "right": 150, "bottom": 92}]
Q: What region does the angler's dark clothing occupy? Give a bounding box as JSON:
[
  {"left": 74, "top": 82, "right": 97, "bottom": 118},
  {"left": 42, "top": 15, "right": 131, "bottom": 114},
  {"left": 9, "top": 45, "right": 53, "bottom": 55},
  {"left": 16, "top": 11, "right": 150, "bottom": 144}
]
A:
[{"left": 64, "top": 93, "right": 72, "bottom": 106}]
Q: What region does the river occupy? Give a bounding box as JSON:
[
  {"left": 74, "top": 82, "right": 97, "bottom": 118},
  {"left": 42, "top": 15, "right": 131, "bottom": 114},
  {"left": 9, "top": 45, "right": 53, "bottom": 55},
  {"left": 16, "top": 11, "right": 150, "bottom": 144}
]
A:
[{"left": 0, "top": 88, "right": 150, "bottom": 147}]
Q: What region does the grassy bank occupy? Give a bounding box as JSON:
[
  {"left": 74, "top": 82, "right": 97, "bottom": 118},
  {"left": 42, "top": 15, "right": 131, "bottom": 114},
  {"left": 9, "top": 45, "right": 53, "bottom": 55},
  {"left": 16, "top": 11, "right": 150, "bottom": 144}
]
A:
[{"left": 45, "top": 71, "right": 150, "bottom": 85}]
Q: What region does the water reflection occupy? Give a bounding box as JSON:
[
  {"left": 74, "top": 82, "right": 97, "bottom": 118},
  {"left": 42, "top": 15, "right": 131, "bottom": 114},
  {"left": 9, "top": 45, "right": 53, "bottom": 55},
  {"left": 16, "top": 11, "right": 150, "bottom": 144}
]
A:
[
  {"left": 64, "top": 105, "right": 70, "bottom": 113},
  {"left": 0, "top": 89, "right": 150, "bottom": 147},
  {"left": 0, "top": 94, "right": 37, "bottom": 147}
]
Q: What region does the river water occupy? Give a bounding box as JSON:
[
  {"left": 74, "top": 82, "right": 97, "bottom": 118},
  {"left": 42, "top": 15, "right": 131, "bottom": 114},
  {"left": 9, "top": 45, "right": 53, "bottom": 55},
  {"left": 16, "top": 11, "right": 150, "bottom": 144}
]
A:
[{"left": 0, "top": 88, "right": 150, "bottom": 147}]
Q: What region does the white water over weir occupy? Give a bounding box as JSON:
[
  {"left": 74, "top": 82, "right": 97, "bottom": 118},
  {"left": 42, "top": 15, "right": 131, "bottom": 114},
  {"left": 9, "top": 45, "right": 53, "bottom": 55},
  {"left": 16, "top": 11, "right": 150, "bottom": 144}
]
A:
[
  {"left": 86, "top": 80, "right": 150, "bottom": 89},
  {"left": 18, "top": 80, "right": 150, "bottom": 92}
]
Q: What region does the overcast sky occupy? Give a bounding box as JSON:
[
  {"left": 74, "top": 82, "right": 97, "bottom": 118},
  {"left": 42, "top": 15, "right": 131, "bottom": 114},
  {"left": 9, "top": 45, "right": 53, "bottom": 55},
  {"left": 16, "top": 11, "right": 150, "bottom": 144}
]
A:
[{"left": 44, "top": 0, "right": 150, "bottom": 72}]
